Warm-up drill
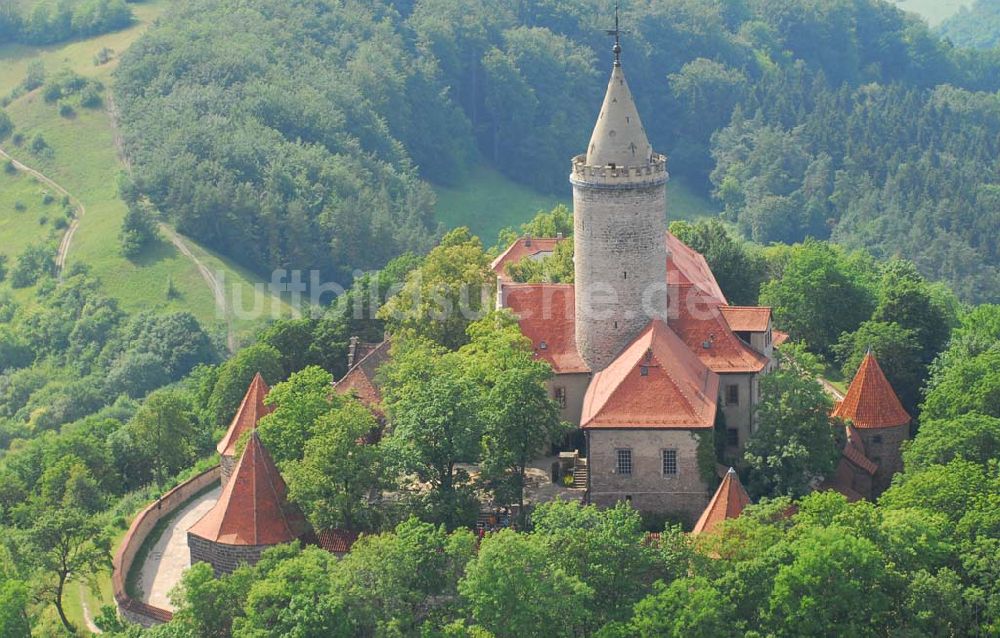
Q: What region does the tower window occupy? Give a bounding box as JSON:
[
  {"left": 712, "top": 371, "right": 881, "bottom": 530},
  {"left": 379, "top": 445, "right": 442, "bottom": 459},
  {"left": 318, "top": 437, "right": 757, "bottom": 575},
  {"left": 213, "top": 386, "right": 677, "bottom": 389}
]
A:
[
  {"left": 623, "top": 271, "right": 627, "bottom": 280},
  {"left": 872, "top": 435, "right": 883, "bottom": 445},
  {"left": 726, "top": 428, "right": 739, "bottom": 447},
  {"left": 726, "top": 384, "right": 740, "bottom": 406},
  {"left": 662, "top": 449, "right": 678, "bottom": 476},
  {"left": 554, "top": 387, "right": 567, "bottom": 409},
  {"left": 616, "top": 449, "right": 633, "bottom": 476},
  {"left": 614, "top": 321, "right": 618, "bottom": 329},
  {"left": 640, "top": 365, "right": 649, "bottom": 376}
]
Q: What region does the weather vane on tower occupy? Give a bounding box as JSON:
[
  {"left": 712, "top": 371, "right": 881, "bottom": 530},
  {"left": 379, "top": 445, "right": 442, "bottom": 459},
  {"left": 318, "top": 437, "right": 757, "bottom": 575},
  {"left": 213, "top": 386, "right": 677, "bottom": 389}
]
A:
[{"left": 606, "top": 0, "right": 623, "bottom": 66}]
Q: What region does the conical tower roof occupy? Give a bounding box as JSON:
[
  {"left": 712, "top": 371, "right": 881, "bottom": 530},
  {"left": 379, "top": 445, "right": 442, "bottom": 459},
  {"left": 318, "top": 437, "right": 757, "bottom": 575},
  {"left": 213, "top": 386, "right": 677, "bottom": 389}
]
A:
[
  {"left": 832, "top": 352, "right": 910, "bottom": 429},
  {"left": 217, "top": 373, "right": 273, "bottom": 456},
  {"left": 692, "top": 467, "right": 751, "bottom": 535},
  {"left": 585, "top": 63, "right": 653, "bottom": 168},
  {"left": 191, "top": 431, "right": 307, "bottom": 546}
]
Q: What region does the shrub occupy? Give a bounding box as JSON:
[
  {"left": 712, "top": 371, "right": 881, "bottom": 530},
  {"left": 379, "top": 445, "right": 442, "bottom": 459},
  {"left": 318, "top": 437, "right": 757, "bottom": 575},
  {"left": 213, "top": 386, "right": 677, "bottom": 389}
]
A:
[
  {"left": 29, "top": 133, "right": 47, "bottom": 153},
  {"left": 22, "top": 61, "right": 44, "bottom": 92},
  {"left": 14, "top": 201, "right": 26, "bottom": 212},
  {"left": 42, "top": 83, "right": 62, "bottom": 103},
  {"left": 0, "top": 254, "right": 7, "bottom": 283},
  {"left": 79, "top": 86, "right": 103, "bottom": 108},
  {"left": 53, "top": 217, "right": 68, "bottom": 230},
  {"left": 41, "top": 192, "right": 54, "bottom": 205},
  {"left": 58, "top": 103, "right": 75, "bottom": 118},
  {"left": 10, "top": 243, "right": 56, "bottom": 288},
  {"left": 0, "top": 109, "right": 12, "bottom": 141},
  {"left": 3, "top": 160, "right": 15, "bottom": 175},
  {"left": 11, "top": 132, "right": 23, "bottom": 146},
  {"left": 38, "top": 215, "right": 48, "bottom": 226},
  {"left": 119, "top": 203, "right": 160, "bottom": 259}
]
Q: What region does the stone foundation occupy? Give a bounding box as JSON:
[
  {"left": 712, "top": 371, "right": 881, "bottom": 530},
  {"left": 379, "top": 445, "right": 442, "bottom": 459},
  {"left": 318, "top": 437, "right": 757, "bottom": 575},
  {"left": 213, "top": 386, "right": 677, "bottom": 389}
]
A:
[
  {"left": 587, "top": 428, "right": 711, "bottom": 528},
  {"left": 859, "top": 423, "right": 909, "bottom": 496},
  {"left": 188, "top": 534, "right": 276, "bottom": 577}
]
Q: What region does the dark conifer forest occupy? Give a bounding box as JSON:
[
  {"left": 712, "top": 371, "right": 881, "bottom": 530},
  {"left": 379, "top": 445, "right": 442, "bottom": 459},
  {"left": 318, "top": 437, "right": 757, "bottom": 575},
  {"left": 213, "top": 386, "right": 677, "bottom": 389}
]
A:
[{"left": 114, "top": 0, "right": 1000, "bottom": 300}]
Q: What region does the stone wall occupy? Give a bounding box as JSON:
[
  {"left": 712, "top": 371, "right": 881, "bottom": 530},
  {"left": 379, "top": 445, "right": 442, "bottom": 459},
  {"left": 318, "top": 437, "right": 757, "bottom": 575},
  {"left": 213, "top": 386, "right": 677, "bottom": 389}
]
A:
[
  {"left": 220, "top": 453, "right": 236, "bottom": 486},
  {"left": 718, "top": 372, "right": 754, "bottom": 457},
  {"left": 587, "top": 428, "right": 711, "bottom": 527},
  {"left": 188, "top": 534, "right": 272, "bottom": 577},
  {"left": 112, "top": 466, "right": 221, "bottom": 627},
  {"left": 549, "top": 372, "right": 591, "bottom": 426},
  {"left": 859, "top": 423, "right": 909, "bottom": 496},
  {"left": 572, "top": 173, "right": 667, "bottom": 372}
]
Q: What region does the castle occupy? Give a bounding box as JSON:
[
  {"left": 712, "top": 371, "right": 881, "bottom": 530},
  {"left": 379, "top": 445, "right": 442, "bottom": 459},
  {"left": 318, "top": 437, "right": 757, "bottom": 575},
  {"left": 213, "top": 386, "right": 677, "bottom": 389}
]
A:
[
  {"left": 491, "top": 44, "right": 780, "bottom": 523},
  {"left": 179, "top": 38, "right": 914, "bottom": 577}
]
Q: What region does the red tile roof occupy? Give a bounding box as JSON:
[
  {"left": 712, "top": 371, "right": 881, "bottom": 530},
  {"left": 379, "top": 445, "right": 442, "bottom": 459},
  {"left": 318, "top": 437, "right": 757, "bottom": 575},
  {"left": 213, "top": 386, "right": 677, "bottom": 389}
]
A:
[
  {"left": 581, "top": 320, "right": 719, "bottom": 429},
  {"left": 217, "top": 373, "right": 273, "bottom": 456},
  {"left": 501, "top": 283, "right": 589, "bottom": 374},
  {"left": 692, "top": 467, "right": 750, "bottom": 534},
  {"left": 190, "top": 431, "right": 308, "bottom": 546},
  {"left": 668, "top": 286, "right": 768, "bottom": 374},
  {"left": 772, "top": 329, "right": 790, "bottom": 347},
  {"left": 832, "top": 352, "right": 910, "bottom": 429},
  {"left": 720, "top": 306, "right": 771, "bottom": 333},
  {"left": 491, "top": 237, "right": 563, "bottom": 281},
  {"left": 333, "top": 340, "right": 391, "bottom": 413},
  {"left": 316, "top": 529, "right": 360, "bottom": 555},
  {"left": 667, "top": 232, "right": 727, "bottom": 305}
]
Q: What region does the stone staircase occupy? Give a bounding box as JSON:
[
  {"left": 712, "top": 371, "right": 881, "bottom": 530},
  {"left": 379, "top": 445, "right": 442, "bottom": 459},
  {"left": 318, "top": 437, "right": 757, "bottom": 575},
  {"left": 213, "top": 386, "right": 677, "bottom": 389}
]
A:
[{"left": 572, "top": 457, "right": 588, "bottom": 489}]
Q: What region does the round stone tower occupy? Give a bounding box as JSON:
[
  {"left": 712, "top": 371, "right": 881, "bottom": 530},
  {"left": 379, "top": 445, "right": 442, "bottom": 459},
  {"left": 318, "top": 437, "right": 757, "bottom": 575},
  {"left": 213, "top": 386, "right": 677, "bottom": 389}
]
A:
[{"left": 571, "top": 51, "right": 668, "bottom": 372}]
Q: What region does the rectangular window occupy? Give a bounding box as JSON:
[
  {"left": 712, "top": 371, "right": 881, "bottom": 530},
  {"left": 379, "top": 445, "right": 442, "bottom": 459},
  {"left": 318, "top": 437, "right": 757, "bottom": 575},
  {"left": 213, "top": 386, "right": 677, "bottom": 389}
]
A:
[
  {"left": 872, "top": 435, "right": 883, "bottom": 445},
  {"left": 726, "top": 428, "right": 739, "bottom": 447},
  {"left": 662, "top": 449, "right": 678, "bottom": 476},
  {"left": 554, "top": 387, "right": 567, "bottom": 409},
  {"left": 726, "top": 384, "right": 740, "bottom": 406},
  {"left": 616, "top": 449, "right": 633, "bottom": 476}
]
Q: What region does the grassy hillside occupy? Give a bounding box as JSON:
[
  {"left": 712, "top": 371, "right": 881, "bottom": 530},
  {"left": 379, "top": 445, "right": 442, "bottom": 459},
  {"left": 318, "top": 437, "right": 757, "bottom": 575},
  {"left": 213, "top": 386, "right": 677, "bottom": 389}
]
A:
[
  {"left": 433, "top": 163, "right": 719, "bottom": 245},
  {"left": 893, "top": 0, "right": 975, "bottom": 25},
  {"left": 0, "top": 0, "right": 295, "bottom": 342},
  {"left": 0, "top": 167, "right": 62, "bottom": 257}
]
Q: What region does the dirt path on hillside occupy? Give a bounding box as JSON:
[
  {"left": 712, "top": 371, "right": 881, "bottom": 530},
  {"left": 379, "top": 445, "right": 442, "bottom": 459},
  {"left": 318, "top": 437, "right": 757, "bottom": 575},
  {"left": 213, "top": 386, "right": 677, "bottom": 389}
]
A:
[
  {"left": 0, "top": 146, "right": 85, "bottom": 276},
  {"left": 819, "top": 378, "right": 846, "bottom": 402},
  {"left": 78, "top": 584, "right": 102, "bottom": 634},
  {"left": 159, "top": 224, "right": 236, "bottom": 353}
]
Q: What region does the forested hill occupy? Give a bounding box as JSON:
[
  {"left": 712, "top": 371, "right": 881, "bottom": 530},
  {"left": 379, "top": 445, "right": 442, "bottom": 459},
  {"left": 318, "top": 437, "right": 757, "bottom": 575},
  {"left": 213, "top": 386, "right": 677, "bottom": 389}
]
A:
[
  {"left": 940, "top": 0, "right": 1000, "bottom": 49},
  {"left": 115, "top": 0, "right": 1000, "bottom": 300}
]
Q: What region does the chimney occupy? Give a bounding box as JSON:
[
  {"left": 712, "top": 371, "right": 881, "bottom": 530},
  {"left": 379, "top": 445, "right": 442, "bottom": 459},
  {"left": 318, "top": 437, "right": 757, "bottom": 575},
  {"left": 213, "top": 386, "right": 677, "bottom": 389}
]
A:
[
  {"left": 556, "top": 232, "right": 563, "bottom": 240},
  {"left": 347, "top": 336, "right": 360, "bottom": 369}
]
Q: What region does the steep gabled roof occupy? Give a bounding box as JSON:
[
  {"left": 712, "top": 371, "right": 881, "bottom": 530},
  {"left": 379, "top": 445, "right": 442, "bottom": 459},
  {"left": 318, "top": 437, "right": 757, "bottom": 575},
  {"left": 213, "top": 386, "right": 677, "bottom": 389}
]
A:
[
  {"left": 501, "top": 283, "right": 589, "bottom": 374},
  {"left": 772, "top": 329, "right": 790, "bottom": 347},
  {"left": 491, "top": 237, "right": 563, "bottom": 281},
  {"left": 217, "top": 373, "right": 273, "bottom": 456},
  {"left": 832, "top": 352, "right": 910, "bottom": 429},
  {"left": 586, "top": 63, "right": 653, "bottom": 168},
  {"left": 666, "top": 232, "right": 727, "bottom": 306},
  {"left": 333, "top": 339, "right": 391, "bottom": 412},
  {"left": 692, "top": 467, "right": 751, "bottom": 535},
  {"left": 190, "top": 432, "right": 307, "bottom": 546},
  {"left": 720, "top": 306, "right": 771, "bottom": 333},
  {"left": 668, "top": 286, "right": 768, "bottom": 374},
  {"left": 842, "top": 423, "right": 878, "bottom": 475},
  {"left": 582, "top": 320, "right": 718, "bottom": 429}
]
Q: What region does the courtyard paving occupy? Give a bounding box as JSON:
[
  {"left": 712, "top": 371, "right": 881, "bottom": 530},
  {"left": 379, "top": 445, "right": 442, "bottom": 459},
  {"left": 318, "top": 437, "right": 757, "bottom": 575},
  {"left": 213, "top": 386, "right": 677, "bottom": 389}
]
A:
[{"left": 138, "top": 486, "right": 220, "bottom": 611}]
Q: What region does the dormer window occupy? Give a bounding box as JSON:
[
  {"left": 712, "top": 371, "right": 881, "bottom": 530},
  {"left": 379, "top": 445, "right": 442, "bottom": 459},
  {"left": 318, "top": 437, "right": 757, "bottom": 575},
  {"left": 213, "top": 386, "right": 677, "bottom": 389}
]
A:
[
  {"left": 539, "top": 341, "right": 548, "bottom": 350},
  {"left": 640, "top": 365, "right": 649, "bottom": 376}
]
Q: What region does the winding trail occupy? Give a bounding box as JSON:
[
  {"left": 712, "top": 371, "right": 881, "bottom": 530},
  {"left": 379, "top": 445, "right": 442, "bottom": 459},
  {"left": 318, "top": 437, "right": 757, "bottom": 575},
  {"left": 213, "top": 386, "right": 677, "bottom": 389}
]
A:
[
  {"left": 159, "top": 223, "right": 236, "bottom": 353},
  {"left": 78, "top": 584, "right": 102, "bottom": 634},
  {"left": 0, "top": 146, "right": 85, "bottom": 276},
  {"left": 819, "top": 378, "right": 846, "bottom": 402}
]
